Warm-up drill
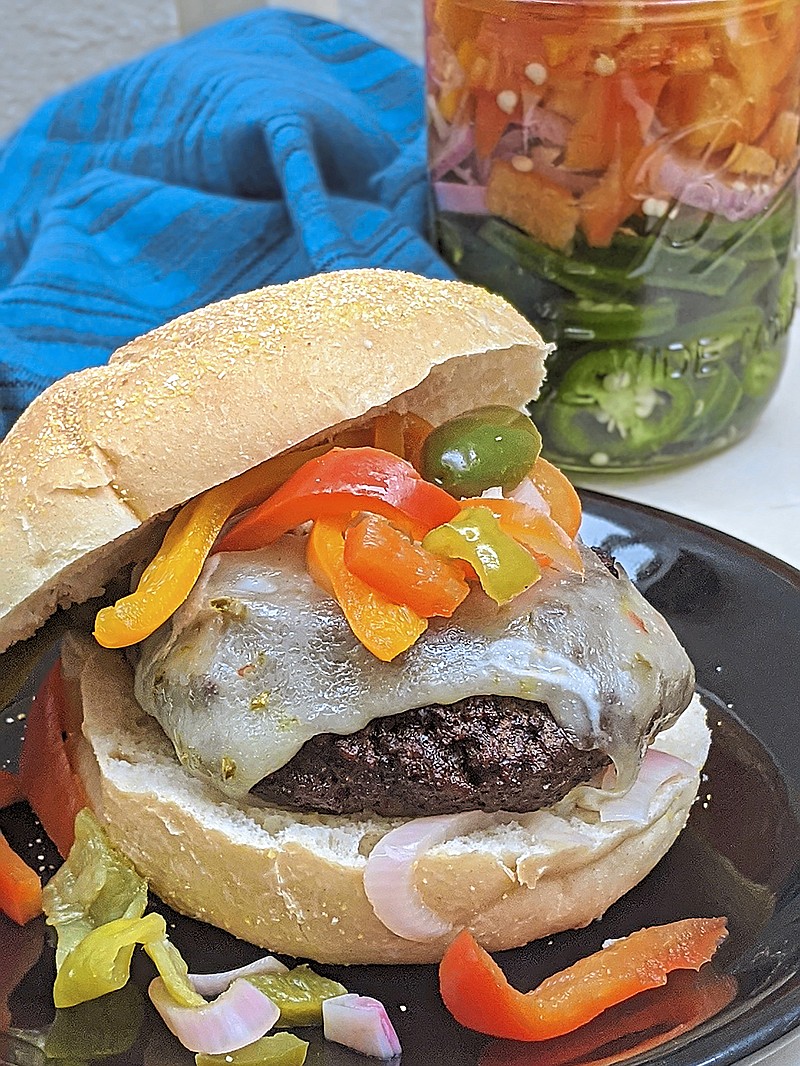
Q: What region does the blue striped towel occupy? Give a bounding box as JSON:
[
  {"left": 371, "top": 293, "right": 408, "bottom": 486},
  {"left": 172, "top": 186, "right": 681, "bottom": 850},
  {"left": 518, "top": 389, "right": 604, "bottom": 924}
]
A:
[{"left": 0, "top": 10, "right": 448, "bottom": 435}]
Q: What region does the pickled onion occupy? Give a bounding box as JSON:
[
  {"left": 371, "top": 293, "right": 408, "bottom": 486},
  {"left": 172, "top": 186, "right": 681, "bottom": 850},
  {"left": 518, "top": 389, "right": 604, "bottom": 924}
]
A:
[
  {"left": 323, "top": 994, "right": 401, "bottom": 1060},
  {"left": 148, "top": 976, "right": 279, "bottom": 1054},
  {"left": 188, "top": 955, "right": 288, "bottom": 998},
  {"left": 363, "top": 811, "right": 500, "bottom": 941},
  {"left": 599, "top": 748, "right": 695, "bottom": 825}
]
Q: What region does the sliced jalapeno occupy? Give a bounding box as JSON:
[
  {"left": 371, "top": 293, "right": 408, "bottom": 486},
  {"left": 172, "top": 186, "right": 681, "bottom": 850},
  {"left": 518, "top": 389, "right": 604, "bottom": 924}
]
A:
[{"left": 538, "top": 347, "right": 696, "bottom": 465}]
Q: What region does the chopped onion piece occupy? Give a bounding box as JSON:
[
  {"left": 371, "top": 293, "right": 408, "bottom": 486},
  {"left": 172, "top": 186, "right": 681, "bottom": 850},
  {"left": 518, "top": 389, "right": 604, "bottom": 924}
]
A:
[
  {"left": 363, "top": 811, "right": 500, "bottom": 940},
  {"left": 188, "top": 955, "right": 289, "bottom": 998},
  {"left": 599, "top": 748, "right": 695, "bottom": 825},
  {"left": 433, "top": 181, "right": 489, "bottom": 215},
  {"left": 507, "top": 477, "right": 550, "bottom": 513},
  {"left": 480, "top": 486, "right": 505, "bottom": 499},
  {"left": 148, "top": 977, "right": 279, "bottom": 1055},
  {"left": 430, "top": 123, "right": 475, "bottom": 181},
  {"left": 323, "top": 994, "right": 401, "bottom": 1060},
  {"left": 644, "top": 150, "right": 777, "bottom": 222}
]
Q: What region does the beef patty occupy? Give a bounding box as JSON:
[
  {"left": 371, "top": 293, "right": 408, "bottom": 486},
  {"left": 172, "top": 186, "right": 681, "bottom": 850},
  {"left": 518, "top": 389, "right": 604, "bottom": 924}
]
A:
[{"left": 251, "top": 694, "right": 609, "bottom": 817}]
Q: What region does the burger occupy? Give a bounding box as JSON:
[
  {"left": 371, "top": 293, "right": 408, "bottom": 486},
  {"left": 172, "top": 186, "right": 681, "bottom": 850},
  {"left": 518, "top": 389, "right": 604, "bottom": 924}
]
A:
[{"left": 0, "top": 269, "right": 707, "bottom": 965}]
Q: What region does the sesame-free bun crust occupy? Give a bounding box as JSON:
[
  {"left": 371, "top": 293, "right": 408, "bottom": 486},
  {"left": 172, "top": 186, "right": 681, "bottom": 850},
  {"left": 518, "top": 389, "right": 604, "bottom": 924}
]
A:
[
  {"left": 64, "top": 634, "right": 710, "bottom": 966},
  {"left": 0, "top": 269, "right": 548, "bottom": 653}
]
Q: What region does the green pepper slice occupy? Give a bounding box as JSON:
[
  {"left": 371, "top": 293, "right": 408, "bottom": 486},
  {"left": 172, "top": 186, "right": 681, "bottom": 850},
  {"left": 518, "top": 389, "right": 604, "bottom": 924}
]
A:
[
  {"left": 743, "top": 347, "right": 784, "bottom": 399},
  {"left": 247, "top": 966, "right": 347, "bottom": 1028},
  {"left": 681, "top": 364, "right": 743, "bottom": 443},
  {"left": 538, "top": 347, "right": 696, "bottom": 465},
  {"left": 42, "top": 810, "right": 148, "bottom": 971},
  {"left": 420, "top": 405, "right": 542, "bottom": 498},
  {"left": 53, "top": 912, "right": 167, "bottom": 1008},
  {"left": 195, "top": 1032, "right": 309, "bottom": 1066},
  {"left": 543, "top": 297, "right": 677, "bottom": 343},
  {"left": 144, "top": 937, "right": 205, "bottom": 1008},
  {"left": 423, "top": 507, "right": 541, "bottom": 604}
]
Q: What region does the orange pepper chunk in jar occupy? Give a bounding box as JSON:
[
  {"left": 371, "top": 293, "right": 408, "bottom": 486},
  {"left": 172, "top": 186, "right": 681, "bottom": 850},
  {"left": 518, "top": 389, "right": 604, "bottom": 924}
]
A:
[{"left": 426, "top": 0, "right": 800, "bottom": 472}]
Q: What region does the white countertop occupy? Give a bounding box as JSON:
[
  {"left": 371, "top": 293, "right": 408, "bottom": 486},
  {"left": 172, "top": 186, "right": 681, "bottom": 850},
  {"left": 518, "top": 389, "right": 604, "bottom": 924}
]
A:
[{"left": 576, "top": 318, "right": 800, "bottom": 1066}]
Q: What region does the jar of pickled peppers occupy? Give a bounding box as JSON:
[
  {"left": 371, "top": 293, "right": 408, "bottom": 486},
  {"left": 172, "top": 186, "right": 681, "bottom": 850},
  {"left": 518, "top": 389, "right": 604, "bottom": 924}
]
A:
[{"left": 426, "top": 0, "right": 800, "bottom": 472}]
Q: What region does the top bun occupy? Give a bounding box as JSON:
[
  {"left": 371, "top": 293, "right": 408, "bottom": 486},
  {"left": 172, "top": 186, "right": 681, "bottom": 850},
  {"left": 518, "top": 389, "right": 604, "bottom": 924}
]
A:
[{"left": 0, "top": 269, "right": 548, "bottom": 653}]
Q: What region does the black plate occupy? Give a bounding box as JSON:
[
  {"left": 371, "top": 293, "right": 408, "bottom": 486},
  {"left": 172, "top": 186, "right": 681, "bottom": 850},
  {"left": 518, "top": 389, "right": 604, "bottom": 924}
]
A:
[{"left": 2, "top": 491, "right": 800, "bottom": 1066}]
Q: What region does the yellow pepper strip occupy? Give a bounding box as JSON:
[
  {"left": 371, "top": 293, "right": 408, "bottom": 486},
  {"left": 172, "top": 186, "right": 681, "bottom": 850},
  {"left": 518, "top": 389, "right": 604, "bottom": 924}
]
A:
[
  {"left": 53, "top": 912, "right": 167, "bottom": 1008},
  {"left": 94, "top": 445, "right": 330, "bottom": 649},
  {"left": 423, "top": 507, "right": 541, "bottom": 605},
  {"left": 307, "top": 516, "right": 427, "bottom": 662},
  {"left": 144, "top": 936, "right": 205, "bottom": 1007}
]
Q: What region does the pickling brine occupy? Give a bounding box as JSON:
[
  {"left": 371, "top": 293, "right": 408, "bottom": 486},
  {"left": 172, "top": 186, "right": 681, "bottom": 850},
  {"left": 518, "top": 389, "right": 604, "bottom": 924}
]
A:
[{"left": 426, "top": 0, "right": 800, "bottom": 471}]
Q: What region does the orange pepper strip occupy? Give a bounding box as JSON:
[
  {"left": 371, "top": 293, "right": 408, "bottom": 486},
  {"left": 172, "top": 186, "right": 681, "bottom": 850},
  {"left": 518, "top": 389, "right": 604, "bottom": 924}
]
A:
[
  {"left": 19, "top": 660, "right": 88, "bottom": 858},
  {"left": 462, "top": 499, "right": 584, "bottom": 575},
  {"left": 343, "top": 513, "right": 470, "bottom": 618},
  {"left": 217, "top": 448, "right": 460, "bottom": 554},
  {"left": 400, "top": 412, "right": 434, "bottom": 472},
  {"left": 94, "top": 445, "right": 329, "bottom": 648},
  {"left": 0, "top": 770, "right": 24, "bottom": 809},
  {"left": 0, "top": 832, "right": 42, "bottom": 925},
  {"left": 527, "top": 457, "right": 582, "bottom": 541},
  {"left": 307, "top": 517, "right": 427, "bottom": 662},
  {"left": 372, "top": 411, "right": 406, "bottom": 457},
  {"left": 439, "top": 919, "right": 728, "bottom": 1041}
]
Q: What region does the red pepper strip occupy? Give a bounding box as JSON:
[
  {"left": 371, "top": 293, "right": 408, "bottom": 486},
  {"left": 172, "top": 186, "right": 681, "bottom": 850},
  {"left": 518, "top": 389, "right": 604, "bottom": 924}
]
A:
[
  {"left": 439, "top": 919, "right": 728, "bottom": 1041},
  {"left": 479, "top": 968, "right": 738, "bottom": 1066},
  {"left": 307, "top": 517, "right": 427, "bottom": 662},
  {"left": 95, "top": 445, "right": 330, "bottom": 648},
  {"left": 19, "top": 660, "right": 88, "bottom": 858},
  {"left": 462, "top": 499, "right": 584, "bottom": 575},
  {"left": 343, "top": 513, "right": 470, "bottom": 618},
  {"left": 0, "top": 770, "right": 24, "bottom": 809},
  {"left": 217, "top": 448, "right": 460, "bottom": 554},
  {"left": 0, "top": 832, "right": 42, "bottom": 925},
  {"left": 527, "top": 457, "right": 582, "bottom": 541}
]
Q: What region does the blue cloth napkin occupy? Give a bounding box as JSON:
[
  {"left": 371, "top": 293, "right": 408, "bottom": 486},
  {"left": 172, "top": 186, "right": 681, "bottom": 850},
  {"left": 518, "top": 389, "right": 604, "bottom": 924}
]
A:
[{"left": 0, "top": 10, "right": 448, "bottom": 436}]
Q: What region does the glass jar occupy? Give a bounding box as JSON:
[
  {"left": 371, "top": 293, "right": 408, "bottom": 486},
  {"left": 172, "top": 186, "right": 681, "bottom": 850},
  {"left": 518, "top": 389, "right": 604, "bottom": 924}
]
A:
[{"left": 426, "top": 0, "right": 800, "bottom": 472}]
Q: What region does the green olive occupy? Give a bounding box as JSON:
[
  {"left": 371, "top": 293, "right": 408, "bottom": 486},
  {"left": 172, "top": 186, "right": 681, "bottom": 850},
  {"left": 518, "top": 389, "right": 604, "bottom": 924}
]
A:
[{"left": 421, "top": 405, "right": 542, "bottom": 498}]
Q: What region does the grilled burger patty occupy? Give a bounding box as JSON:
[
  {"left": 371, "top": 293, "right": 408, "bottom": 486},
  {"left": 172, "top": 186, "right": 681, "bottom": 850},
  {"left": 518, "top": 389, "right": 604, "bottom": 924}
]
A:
[{"left": 251, "top": 694, "right": 610, "bottom": 817}]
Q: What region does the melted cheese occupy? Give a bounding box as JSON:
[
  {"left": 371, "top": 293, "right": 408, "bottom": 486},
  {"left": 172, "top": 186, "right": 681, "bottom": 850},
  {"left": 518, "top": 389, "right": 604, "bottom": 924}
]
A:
[{"left": 134, "top": 534, "right": 695, "bottom": 800}]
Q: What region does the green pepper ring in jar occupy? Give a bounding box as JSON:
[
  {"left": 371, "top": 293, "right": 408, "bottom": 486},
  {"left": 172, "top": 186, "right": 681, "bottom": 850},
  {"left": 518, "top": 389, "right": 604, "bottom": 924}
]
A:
[
  {"left": 539, "top": 347, "right": 696, "bottom": 464},
  {"left": 426, "top": 0, "right": 800, "bottom": 470}
]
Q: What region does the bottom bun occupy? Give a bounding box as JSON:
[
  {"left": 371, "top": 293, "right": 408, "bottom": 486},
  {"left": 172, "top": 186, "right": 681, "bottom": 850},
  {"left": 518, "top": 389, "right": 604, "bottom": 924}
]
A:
[{"left": 63, "top": 633, "right": 710, "bottom": 965}]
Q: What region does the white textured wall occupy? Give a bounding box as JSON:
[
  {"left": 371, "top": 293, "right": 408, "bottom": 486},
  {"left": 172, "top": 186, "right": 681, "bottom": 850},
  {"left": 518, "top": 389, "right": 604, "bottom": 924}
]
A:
[
  {"left": 0, "top": 0, "right": 179, "bottom": 135},
  {"left": 0, "top": 0, "right": 420, "bottom": 137},
  {"left": 176, "top": 0, "right": 423, "bottom": 62}
]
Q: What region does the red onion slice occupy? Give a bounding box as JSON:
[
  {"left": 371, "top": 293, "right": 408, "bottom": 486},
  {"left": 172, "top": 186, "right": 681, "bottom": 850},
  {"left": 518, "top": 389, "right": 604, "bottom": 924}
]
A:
[
  {"left": 363, "top": 811, "right": 499, "bottom": 941},
  {"left": 322, "top": 994, "right": 402, "bottom": 1060},
  {"left": 433, "top": 181, "right": 489, "bottom": 215},
  {"left": 188, "top": 955, "right": 288, "bottom": 998},
  {"left": 430, "top": 123, "right": 475, "bottom": 182},
  {"left": 643, "top": 149, "right": 778, "bottom": 222},
  {"left": 148, "top": 976, "right": 279, "bottom": 1054},
  {"left": 599, "top": 748, "right": 694, "bottom": 825}
]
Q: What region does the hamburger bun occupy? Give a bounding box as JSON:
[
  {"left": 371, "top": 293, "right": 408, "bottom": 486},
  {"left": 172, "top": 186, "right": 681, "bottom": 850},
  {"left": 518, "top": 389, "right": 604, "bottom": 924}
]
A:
[
  {"left": 0, "top": 268, "right": 547, "bottom": 654},
  {"left": 1, "top": 268, "right": 706, "bottom": 964}
]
